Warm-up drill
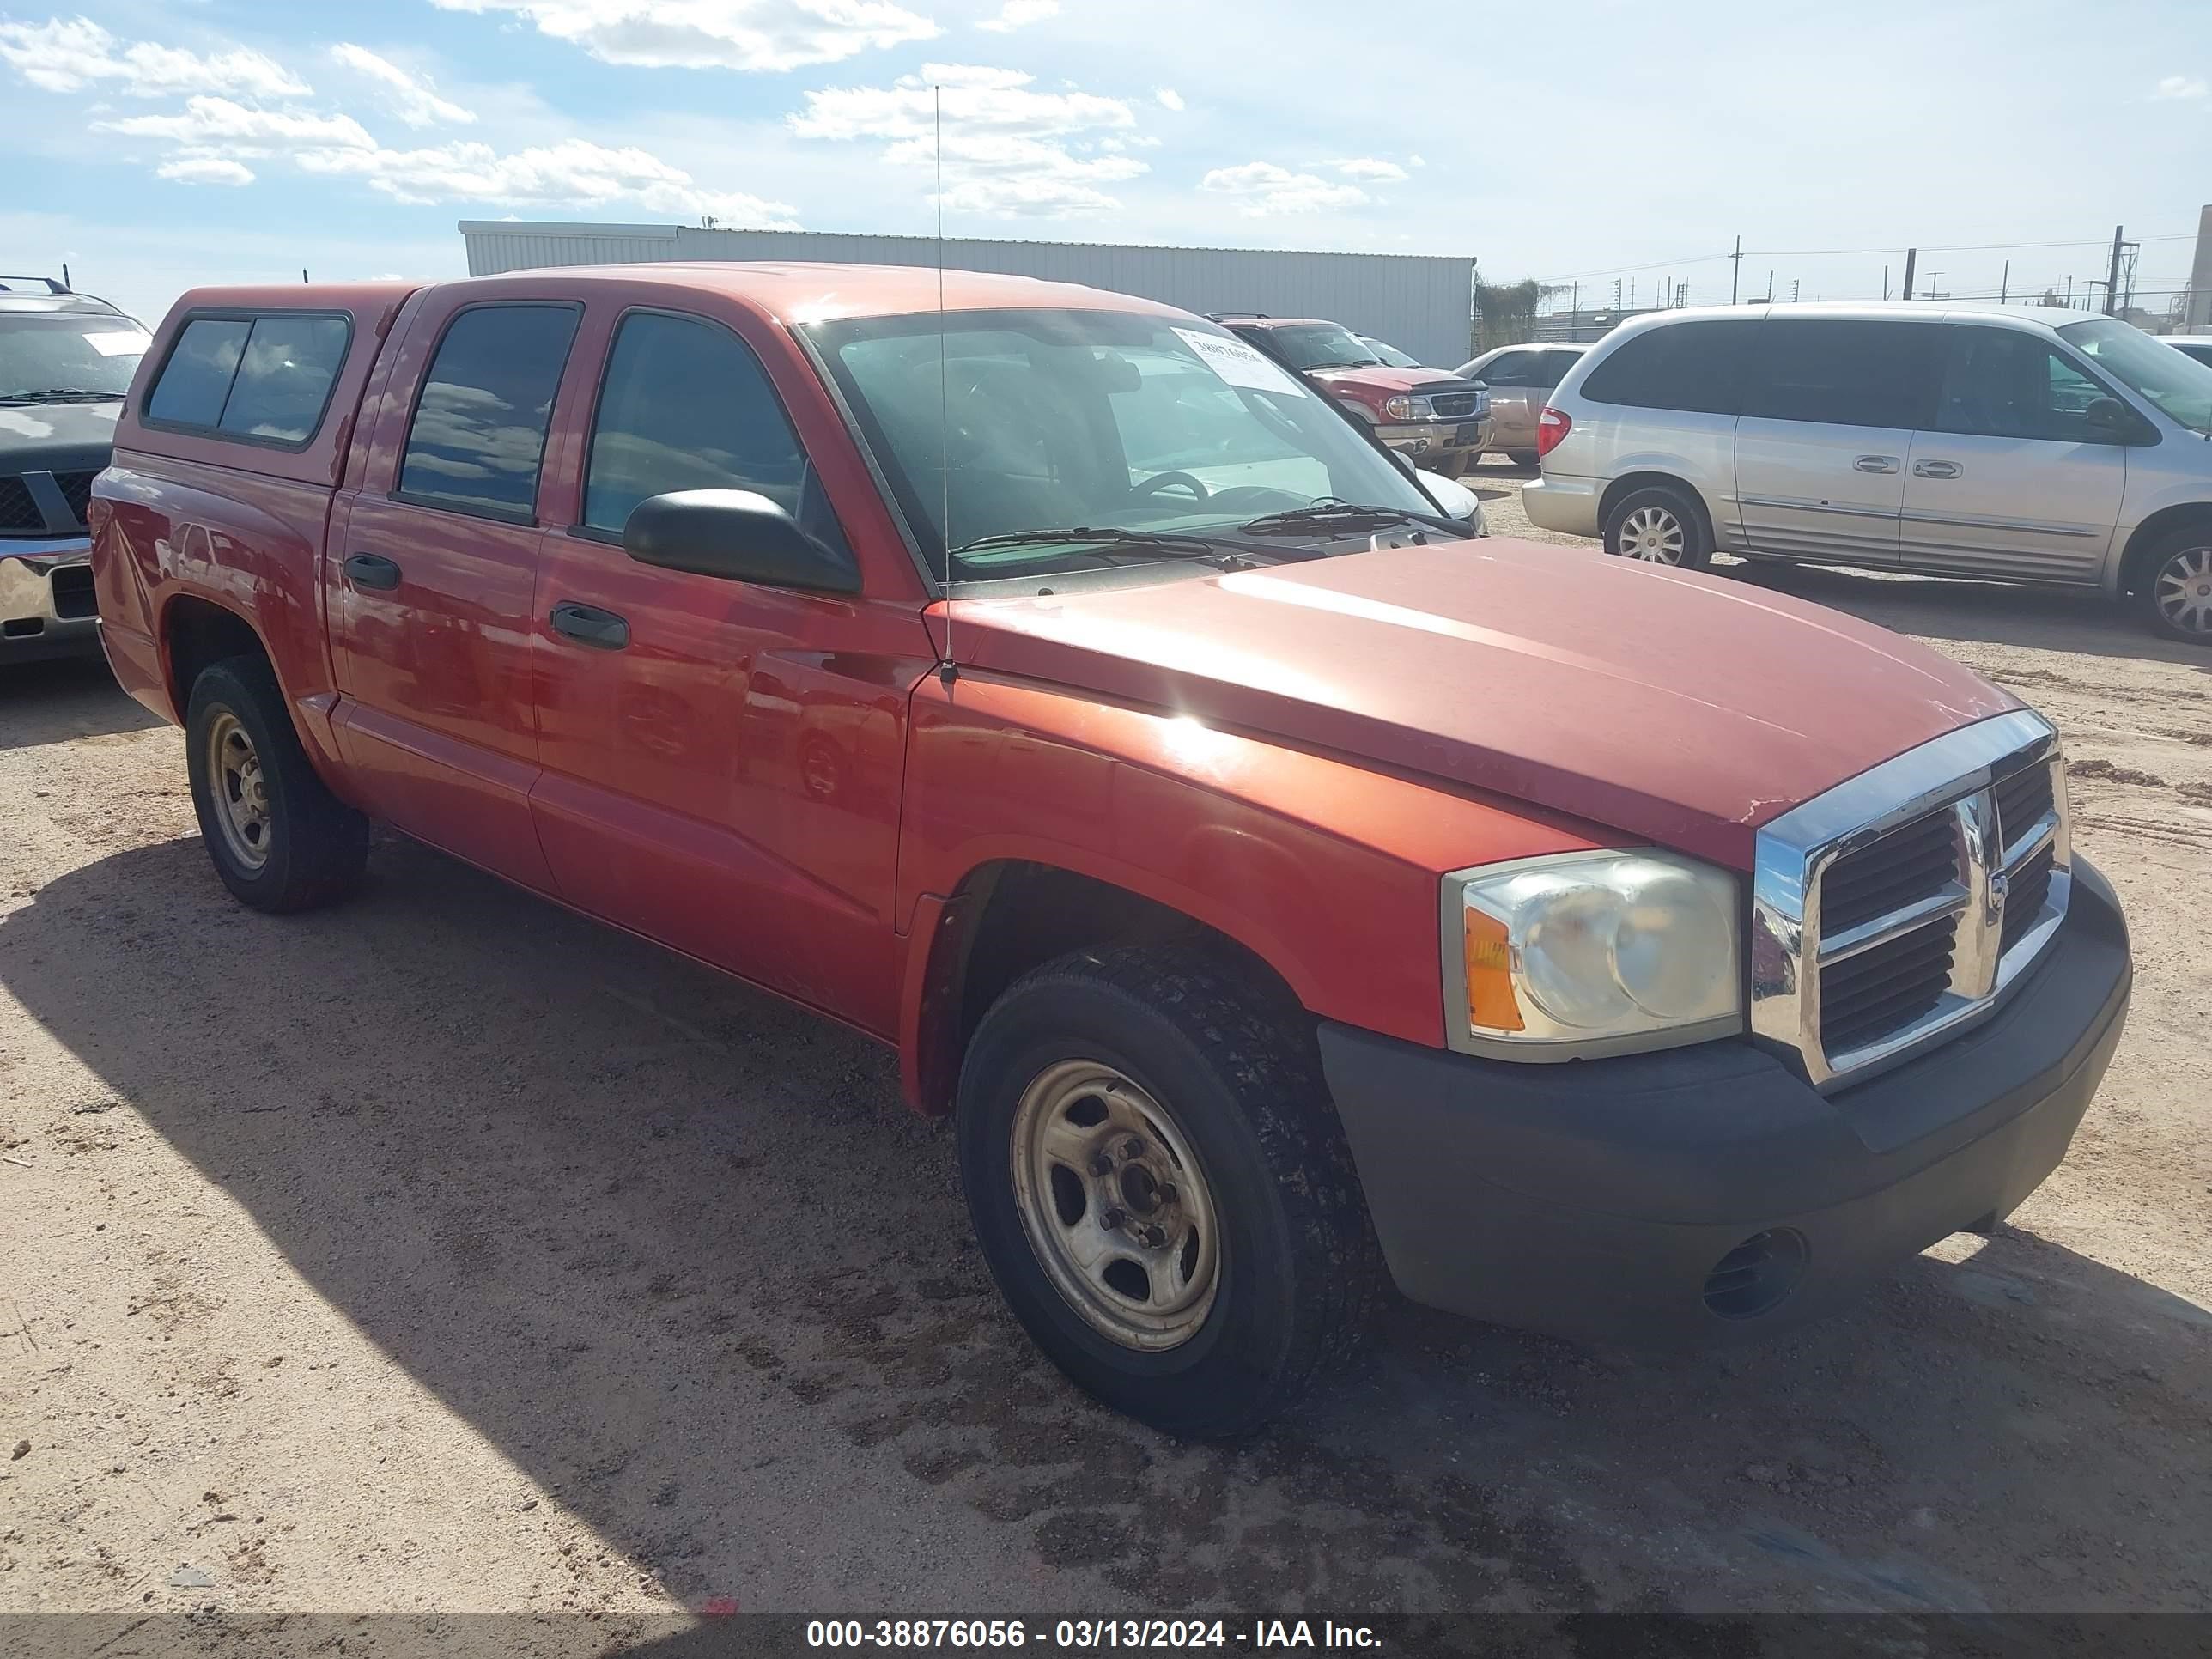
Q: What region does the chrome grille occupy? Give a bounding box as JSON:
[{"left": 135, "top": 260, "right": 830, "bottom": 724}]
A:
[
  {"left": 1750, "top": 711, "right": 2070, "bottom": 1091},
  {"left": 1429, "top": 391, "right": 1483, "bottom": 420}
]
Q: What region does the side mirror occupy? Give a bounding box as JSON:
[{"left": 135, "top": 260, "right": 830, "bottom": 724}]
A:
[
  {"left": 623, "top": 489, "right": 860, "bottom": 594},
  {"left": 2081, "top": 397, "right": 2148, "bottom": 443}
]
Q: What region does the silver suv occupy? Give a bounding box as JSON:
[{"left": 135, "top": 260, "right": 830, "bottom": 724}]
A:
[{"left": 1522, "top": 301, "right": 2212, "bottom": 643}]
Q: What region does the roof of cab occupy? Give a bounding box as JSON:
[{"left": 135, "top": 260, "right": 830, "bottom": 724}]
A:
[{"left": 454, "top": 261, "right": 1188, "bottom": 325}]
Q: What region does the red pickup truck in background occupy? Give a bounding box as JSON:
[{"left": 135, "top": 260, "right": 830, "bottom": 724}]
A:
[
  {"left": 90, "top": 265, "right": 2130, "bottom": 1437},
  {"left": 1217, "top": 313, "right": 1492, "bottom": 476}
]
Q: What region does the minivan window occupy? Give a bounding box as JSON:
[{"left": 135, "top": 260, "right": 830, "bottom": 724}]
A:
[
  {"left": 1577, "top": 319, "right": 1757, "bottom": 414},
  {"left": 584, "top": 312, "right": 809, "bottom": 533},
  {"left": 145, "top": 313, "right": 349, "bottom": 442},
  {"left": 145, "top": 318, "right": 250, "bottom": 427},
  {"left": 1741, "top": 319, "right": 1939, "bottom": 429},
  {"left": 2060, "top": 317, "right": 2212, "bottom": 436},
  {"left": 1934, "top": 326, "right": 2133, "bottom": 445},
  {"left": 398, "top": 305, "right": 579, "bottom": 519}
]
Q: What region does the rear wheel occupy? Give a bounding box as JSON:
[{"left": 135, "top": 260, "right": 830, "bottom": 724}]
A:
[
  {"left": 185, "top": 654, "right": 368, "bottom": 912},
  {"left": 1506, "top": 449, "right": 1540, "bottom": 469},
  {"left": 957, "top": 944, "right": 1382, "bottom": 1438},
  {"left": 1602, "top": 483, "right": 1712, "bottom": 570},
  {"left": 2140, "top": 530, "right": 2212, "bottom": 644}
]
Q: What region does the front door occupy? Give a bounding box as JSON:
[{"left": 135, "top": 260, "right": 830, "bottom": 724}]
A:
[
  {"left": 1732, "top": 318, "right": 1942, "bottom": 568},
  {"left": 1474, "top": 349, "right": 1540, "bottom": 449},
  {"left": 528, "top": 307, "right": 925, "bottom": 1036},
  {"left": 331, "top": 300, "right": 583, "bottom": 889},
  {"left": 1899, "top": 325, "right": 2128, "bottom": 583}
]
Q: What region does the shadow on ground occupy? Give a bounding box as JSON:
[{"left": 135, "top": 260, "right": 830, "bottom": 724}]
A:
[
  {"left": 3, "top": 834, "right": 2205, "bottom": 1613},
  {"left": 0, "top": 656, "right": 162, "bottom": 753}
]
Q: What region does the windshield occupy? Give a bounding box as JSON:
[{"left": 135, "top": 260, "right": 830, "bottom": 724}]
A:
[
  {"left": 1253, "top": 323, "right": 1382, "bottom": 372},
  {"left": 2058, "top": 318, "right": 2212, "bottom": 435},
  {"left": 0, "top": 312, "right": 149, "bottom": 400},
  {"left": 1362, "top": 337, "right": 1421, "bottom": 368},
  {"left": 807, "top": 307, "right": 1442, "bottom": 583}
]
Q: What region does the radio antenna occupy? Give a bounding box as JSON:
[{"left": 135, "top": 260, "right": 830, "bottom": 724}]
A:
[{"left": 934, "top": 82, "right": 956, "bottom": 688}]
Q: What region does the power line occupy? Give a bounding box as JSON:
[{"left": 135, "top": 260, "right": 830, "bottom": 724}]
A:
[{"left": 1538, "top": 229, "right": 2199, "bottom": 285}]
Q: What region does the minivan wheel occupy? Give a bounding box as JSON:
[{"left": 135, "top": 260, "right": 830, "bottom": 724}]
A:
[
  {"left": 1506, "top": 449, "right": 1540, "bottom": 469},
  {"left": 185, "top": 654, "right": 369, "bottom": 912},
  {"left": 956, "top": 944, "right": 1382, "bottom": 1438},
  {"left": 2142, "top": 533, "right": 2212, "bottom": 644},
  {"left": 1603, "top": 484, "right": 1711, "bottom": 569}
]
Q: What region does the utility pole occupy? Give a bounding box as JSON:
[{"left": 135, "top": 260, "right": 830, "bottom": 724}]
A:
[
  {"left": 1764, "top": 270, "right": 1774, "bottom": 302},
  {"left": 1882, "top": 264, "right": 1890, "bottom": 301},
  {"left": 1901, "top": 247, "right": 1917, "bottom": 300},
  {"left": 2105, "top": 225, "right": 2124, "bottom": 316},
  {"left": 1999, "top": 260, "right": 2009, "bottom": 305},
  {"left": 1927, "top": 270, "right": 1944, "bottom": 300},
  {"left": 1731, "top": 234, "right": 1743, "bottom": 304},
  {"left": 1571, "top": 281, "right": 1579, "bottom": 337},
  {"left": 2065, "top": 275, "right": 2075, "bottom": 308},
  {"left": 1790, "top": 278, "right": 1800, "bottom": 303}
]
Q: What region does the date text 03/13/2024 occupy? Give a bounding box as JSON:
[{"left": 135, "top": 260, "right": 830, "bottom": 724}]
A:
[{"left": 804, "top": 1621, "right": 1383, "bottom": 1649}]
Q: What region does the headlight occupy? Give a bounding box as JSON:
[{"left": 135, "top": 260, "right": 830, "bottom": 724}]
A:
[
  {"left": 1383, "top": 394, "right": 1435, "bottom": 421},
  {"left": 1444, "top": 850, "right": 1742, "bottom": 1059}
]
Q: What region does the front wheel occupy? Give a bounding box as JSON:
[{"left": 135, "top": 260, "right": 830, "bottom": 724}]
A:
[
  {"left": 1602, "top": 483, "right": 1712, "bottom": 569},
  {"left": 957, "top": 945, "right": 1382, "bottom": 1438},
  {"left": 2140, "top": 532, "right": 2212, "bottom": 644}
]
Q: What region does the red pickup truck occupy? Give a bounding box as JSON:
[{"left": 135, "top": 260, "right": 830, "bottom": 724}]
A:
[{"left": 90, "top": 265, "right": 2131, "bottom": 1438}]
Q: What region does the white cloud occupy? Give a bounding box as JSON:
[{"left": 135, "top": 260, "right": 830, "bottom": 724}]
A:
[
  {"left": 428, "top": 0, "right": 939, "bottom": 73},
  {"left": 1328, "top": 156, "right": 1406, "bottom": 182},
  {"left": 1407, "top": 154, "right": 1426, "bottom": 167},
  {"left": 977, "top": 0, "right": 1055, "bottom": 30},
  {"left": 155, "top": 155, "right": 256, "bottom": 186},
  {"left": 1154, "top": 86, "right": 1182, "bottom": 111},
  {"left": 1200, "top": 161, "right": 1367, "bottom": 216},
  {"left": 99, "top": 96, "right": 377, "bottom": 152},
  {"left": 293, "top": 136, "right": 799, "bottom": 227},
  {"left": 2153, "top": 74, "right": 2207, "bottom": 100},
  {"left": 331, "top": 44, "right": 476, "bottom": 127},
  {"left": 0, "top": 15, "right": 311, "bottom": 99},
  {"left": 792, "top": 62, "right": 1142, "bottom": 214}
]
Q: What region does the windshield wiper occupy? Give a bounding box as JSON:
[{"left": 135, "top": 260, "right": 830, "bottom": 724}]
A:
[
  {"left": 1, "top": 388, "right": 126, "bottom": 404},
  {"left": 950, "top": 526, "right": 1268, "bottom": 568},
  {"left": 1238, "top": 501, "right": 1445, "bottom": 538},
  {"left": 1304, "top": 358, "right": 1382, "bottom": 370}
]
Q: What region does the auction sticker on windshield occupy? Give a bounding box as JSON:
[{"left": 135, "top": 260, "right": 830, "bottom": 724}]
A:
[{"left": 1173, "top": 328, "right": 1304, "bottom": 396}]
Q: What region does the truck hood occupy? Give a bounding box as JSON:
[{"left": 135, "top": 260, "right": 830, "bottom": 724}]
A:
[
  {"left": 0, "top": 397, "right": 121, "bottom": 475},
  {"left": 947, "top": 538, "right": 2020, "bottom": 870},
  {"left": 1304, "top": 365, "right": 1473, "bottom": 398}
]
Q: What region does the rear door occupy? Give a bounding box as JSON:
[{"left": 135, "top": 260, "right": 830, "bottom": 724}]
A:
[
  {"left": 1733, "top": 319, "right": 1942, "bottom": 567},
  {"left": 330, "top": 297, "right": 582, "bottom": 888},
  {"left": 1899, "top": 325, "right": 2128, "bottom": 583}
]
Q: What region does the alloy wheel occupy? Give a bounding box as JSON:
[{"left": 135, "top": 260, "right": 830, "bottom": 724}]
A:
[
  {"left": 2153, "top": 545, "right": 2212, "bottom": 638},
  {"left": 1615, "top": 504, "right": 1687, "bottom": 563}
]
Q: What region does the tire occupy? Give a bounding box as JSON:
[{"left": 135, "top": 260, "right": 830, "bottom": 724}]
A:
[
  {"left": 2136, "top": 526, "right": 2212, "bottom": 645},
  {"left": 185, "top": 653, "right": 369, "bottom": 913},
  {"left": 1601, "top": 483, "right": 1712, "bottom": 570},
  {"left": 956, "top": 944, "right": 1382, "bottom": 1438},
  {"left": 1506, "top": 449, "right": 1540, "bottom": 469}
]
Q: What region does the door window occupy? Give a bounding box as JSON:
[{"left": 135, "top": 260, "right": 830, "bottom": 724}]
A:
[
  {"left": 582, "top": 311, "right": 816, "bottom": 534},
  {"left": 1578, "top": 319, "right": 1758, "bottom": 414},
  {"left": 1934, "top": 328, "right": 2132, "bottom": 443},
  {"left": 1533, "top": 350, "right": 1581, "bottom": 390},
  {"left": 1476, "top": 350, "right": 1533, "bottom": 386},
  {"left": 1741, "top": 319, "right": 1938, "bottom": 428},
  {"left": 398, "top": 304, "right": 580, "bottom": 520}
]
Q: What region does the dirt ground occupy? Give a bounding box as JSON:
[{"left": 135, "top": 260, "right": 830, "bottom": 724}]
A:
[{"left": 3, "top": 460, "right": 2208, "bottom": 1620}]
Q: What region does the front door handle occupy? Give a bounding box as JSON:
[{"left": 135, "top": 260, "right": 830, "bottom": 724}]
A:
[
  {"left": 1852, "top": 454, "right": 1899, "bottom": 474},
  {"left": 1913, "top": 459, "right": 1963, "bottom": 479},
  {"left": 343, "top": 552, "right": 402, "bottom": 591},
  {"left": 549, "top": 600, "right": 629, "bottom": 651}
]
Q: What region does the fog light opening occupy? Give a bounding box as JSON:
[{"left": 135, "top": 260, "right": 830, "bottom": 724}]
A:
[{"left": 1702, "top": 1228, "right": 1809, "bottom": 1321}]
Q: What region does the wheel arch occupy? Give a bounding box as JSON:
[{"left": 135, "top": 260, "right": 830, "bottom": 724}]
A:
[
  {"left": 899, "top": 860, "right": 1309, "bottom": 1117},
  {"left": 2116, "top": 503, "right": 2212, "bottom": 598},
  {"left": 1598, "top": 470, "right": 1717, "bottom": 544},
  {"left": 161, "top": 593, "right": 271, "bottom": 716}
]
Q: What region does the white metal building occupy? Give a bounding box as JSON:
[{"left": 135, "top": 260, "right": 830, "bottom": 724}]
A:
[{"left": 459, "top": 222, "right": 1479, "bottom": 369}]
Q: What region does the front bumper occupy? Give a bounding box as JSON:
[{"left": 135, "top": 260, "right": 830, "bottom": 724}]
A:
[
  {"left": 1376, "top": 416, "right": 1491, "bottom": 459},
  {"left": 1, "top": 539, "right": 100, "bottom": 661},
  {"left": 1320, "top": 858, "right": 2131, "bottom": 1346}
]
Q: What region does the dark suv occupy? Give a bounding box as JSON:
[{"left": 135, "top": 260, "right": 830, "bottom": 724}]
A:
[{"left": 2, "top": 276, "right": 148, "bottom": 661}]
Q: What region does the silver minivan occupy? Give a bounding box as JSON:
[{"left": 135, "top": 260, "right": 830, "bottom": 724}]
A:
[{"left": 1522, "top": 302, "right": 2212, "bottom": 642}]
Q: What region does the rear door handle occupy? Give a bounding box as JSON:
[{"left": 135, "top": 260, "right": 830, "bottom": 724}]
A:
[
  {"left": 1913, "top": 459, "right": 1963, "bottom": 479},
  {"left": 343, "top": 552, "right": 402, "bottom": 591},
  {"left": 549, "top": 600, "right": 629, "bottom": 651},
  {"left": 1852, "top": 454, "right": 1899, "bottom": 474}
]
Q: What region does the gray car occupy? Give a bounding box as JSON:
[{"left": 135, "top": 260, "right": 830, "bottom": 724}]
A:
[
  {"left": 1522, "top": 302, "right": 2212, "bottom": 643},
  {"left": 1455, "top": 343, "right": 1589, "bottom": 465}
]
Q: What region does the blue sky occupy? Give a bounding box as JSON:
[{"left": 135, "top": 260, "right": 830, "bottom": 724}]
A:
[{"left": 3, "top": 0, "right": 2207, "bottom": 328}]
